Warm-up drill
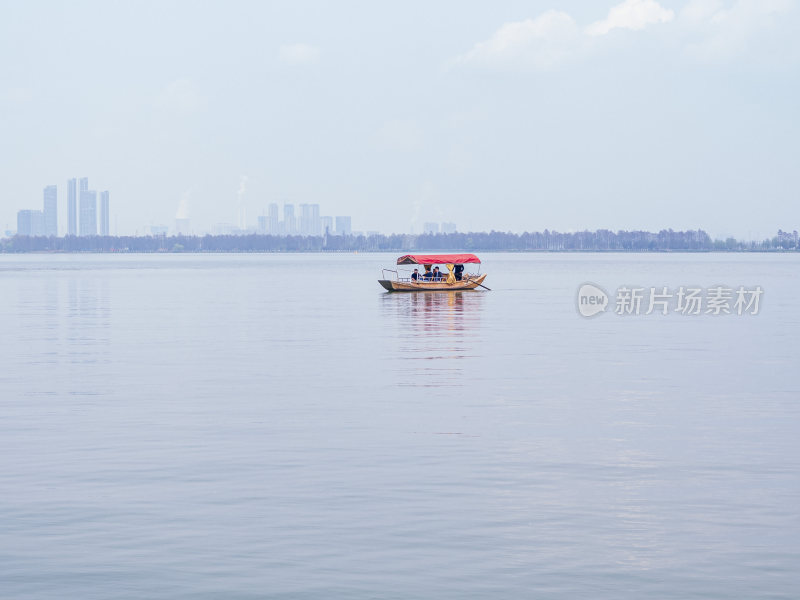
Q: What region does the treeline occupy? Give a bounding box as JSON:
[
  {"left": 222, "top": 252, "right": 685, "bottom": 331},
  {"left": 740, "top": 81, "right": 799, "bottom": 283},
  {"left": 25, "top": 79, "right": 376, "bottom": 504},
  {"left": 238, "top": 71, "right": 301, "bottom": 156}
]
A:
[{"left": 1, "top": 229, "right": 798, "bottom": 253}]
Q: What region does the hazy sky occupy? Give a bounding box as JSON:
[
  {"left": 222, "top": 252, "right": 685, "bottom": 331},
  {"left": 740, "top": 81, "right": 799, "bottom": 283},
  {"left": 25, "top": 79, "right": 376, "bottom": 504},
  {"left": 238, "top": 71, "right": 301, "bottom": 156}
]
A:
[{"left": 1, "top": 0, "right": 798, "bottom": 238}]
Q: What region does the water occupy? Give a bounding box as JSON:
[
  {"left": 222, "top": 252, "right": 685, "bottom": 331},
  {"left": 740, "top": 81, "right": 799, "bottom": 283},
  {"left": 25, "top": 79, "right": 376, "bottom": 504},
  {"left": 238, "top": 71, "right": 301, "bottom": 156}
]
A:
[{"left": 1, "top": 253, "right": 798, "bottom": 599}]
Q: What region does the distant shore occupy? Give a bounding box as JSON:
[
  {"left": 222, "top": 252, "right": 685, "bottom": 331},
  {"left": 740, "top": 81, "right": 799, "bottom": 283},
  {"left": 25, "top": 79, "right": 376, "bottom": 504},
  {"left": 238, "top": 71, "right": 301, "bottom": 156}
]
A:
[{"left": 1, "top": 229, "right": 798, "bottom": 253}]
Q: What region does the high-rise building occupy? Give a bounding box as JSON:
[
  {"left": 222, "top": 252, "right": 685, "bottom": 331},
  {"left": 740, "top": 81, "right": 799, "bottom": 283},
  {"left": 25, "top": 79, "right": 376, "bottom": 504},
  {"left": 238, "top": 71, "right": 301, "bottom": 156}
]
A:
[
  {"left": 310, "top": 204, "right": 321, "bottom": 236},
  {"left": 43, "top": 185, "right": 57, "bottom": 236},
  {"left": 283, "top": 204, "right": 295, "bottom": 235},
  {"left": 17, "top": 210, "right": 45, "bottom": 236},
  {"left": 79, "top": 177, "right": 88, "bottom": 193},
  {"left": 79, "top": 189, "right": 97, "bottom": 236},
  {"left": 321, "top": 216, "right": 333, "bottom": 235},
  {"left": 268, "top": 203, "right": 279, "bottom": 235},
  {"left": 299, "top": 203, "right": 311, "bottom": 236},
  {"left": 257, "top": 215, "right": 267, "bottom": 233},
  {"left": 99, "top": 191, "right": 110, "bottom": 236},
  {"left": 67, "top": 178, "right": 77, "bottom": 235},
  {"left": 335, "top": 216, "right": 352, "bottom": 236},
  {"left": 441, "top": 222, "right": 457, "bottom": 234}
]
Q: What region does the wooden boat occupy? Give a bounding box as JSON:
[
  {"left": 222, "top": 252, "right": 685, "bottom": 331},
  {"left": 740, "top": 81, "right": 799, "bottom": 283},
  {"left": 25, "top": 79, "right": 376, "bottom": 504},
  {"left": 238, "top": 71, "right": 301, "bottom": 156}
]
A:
[{"left": 378, "top": 253, "right": 488, "bottom": 292}]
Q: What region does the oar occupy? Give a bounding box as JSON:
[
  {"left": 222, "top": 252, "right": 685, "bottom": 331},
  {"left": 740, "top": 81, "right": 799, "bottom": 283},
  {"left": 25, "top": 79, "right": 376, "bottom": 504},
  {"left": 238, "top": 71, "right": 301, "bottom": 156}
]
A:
[{"left": 466, "top": 276, "right": 491, "bottom": 290}]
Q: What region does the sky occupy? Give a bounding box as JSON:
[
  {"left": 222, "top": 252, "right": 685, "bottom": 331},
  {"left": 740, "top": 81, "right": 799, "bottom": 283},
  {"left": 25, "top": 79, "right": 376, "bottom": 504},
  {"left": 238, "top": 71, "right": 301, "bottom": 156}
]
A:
[{"left": 1, "top": 0, "right": 798, "bottom": 238}]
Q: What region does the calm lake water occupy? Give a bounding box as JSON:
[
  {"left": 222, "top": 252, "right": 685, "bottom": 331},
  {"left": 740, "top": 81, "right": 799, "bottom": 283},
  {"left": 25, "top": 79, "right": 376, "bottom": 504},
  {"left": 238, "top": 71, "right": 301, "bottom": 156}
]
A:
[{"left": 1, "top": 253, "right": 798, "bottom": 599}]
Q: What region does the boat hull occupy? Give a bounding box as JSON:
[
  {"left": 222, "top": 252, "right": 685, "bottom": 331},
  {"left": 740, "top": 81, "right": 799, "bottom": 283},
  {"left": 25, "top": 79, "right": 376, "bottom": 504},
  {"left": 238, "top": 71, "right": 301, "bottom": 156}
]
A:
[{"left": 378, "top": 274, "right": 487, "bottom": 292}]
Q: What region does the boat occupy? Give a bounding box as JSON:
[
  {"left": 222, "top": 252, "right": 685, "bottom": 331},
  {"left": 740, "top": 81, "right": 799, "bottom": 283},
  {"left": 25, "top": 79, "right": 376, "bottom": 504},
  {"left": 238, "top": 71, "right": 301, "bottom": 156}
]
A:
[{"left": 378, "top": 253, "right": 488, "bottom": 292}]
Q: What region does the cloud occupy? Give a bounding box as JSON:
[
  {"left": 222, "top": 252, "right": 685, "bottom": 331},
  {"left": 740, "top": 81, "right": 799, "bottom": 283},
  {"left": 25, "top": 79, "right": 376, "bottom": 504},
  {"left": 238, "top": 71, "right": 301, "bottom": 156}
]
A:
[
  {"left": 679, "top": 0, "right": 794, "bottom": 61},
  {"left": 455, "top": 1, "right": 674, "bottom": 70},
  {"left": 279, "top": 43, "right": 321, "bottom": 65},
  {"left": 454, "top": 0, "right": 793, "bottom": 70},
  {"left": 586, "top": 0, "right": 675, "bottom": 36},
  {"left": 455, "top": 10, "right": 582, "bottom": 70}
]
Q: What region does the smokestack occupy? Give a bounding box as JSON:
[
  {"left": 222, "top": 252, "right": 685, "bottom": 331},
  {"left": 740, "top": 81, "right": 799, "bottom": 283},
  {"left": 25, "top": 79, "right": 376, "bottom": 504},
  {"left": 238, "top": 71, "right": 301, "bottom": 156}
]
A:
[{"left": 237, "top": 175, "right": 248, "bottom": 231}]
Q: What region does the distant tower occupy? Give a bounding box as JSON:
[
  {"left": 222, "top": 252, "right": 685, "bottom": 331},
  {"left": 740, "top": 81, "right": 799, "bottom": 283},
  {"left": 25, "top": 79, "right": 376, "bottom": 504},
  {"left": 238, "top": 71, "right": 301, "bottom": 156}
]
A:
[
  {"left": 43, "top": 185, "right": 57, "bottom": 237},
  {"left": 79, "top": 189, "right": 97, "bottom": 236},
  {"left": 78, "top": 177, "right": 92, "bottom": 236},
  {"left": 17, "top": 210, "right": 31, "bottom": 236},
  {"left": 283, "top": 204, "right": 295, "bottom": 235},
  {"left": 238, "top": 204, "right": 247, "bottom": 231},
  {"left": 310, "top": 204, "right": 321, "bottom": 236},
  {"left": 268, "top": 203, "right": 279, "bottom": 235},
  {"left": 299, "top": 203, "right": 311, "bottom": 236},
  {"left": 17, "top": 210, "right": 45, "bottom": 236},
  {"left": 99, "top": 191, "right": 110, "bottom": 236},
  {"left": 335, "top": 216, "right": 351, "bottom": 236},
  {"left": 67, "top": 178, "right": 77, "bottom": 235}
]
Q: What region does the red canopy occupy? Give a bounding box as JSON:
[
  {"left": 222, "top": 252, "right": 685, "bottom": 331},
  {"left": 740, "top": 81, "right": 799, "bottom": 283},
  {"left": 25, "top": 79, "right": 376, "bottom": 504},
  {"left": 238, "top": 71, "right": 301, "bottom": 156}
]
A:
[{"left": 396, "top": 253, "right": 481, "bottom": 265}]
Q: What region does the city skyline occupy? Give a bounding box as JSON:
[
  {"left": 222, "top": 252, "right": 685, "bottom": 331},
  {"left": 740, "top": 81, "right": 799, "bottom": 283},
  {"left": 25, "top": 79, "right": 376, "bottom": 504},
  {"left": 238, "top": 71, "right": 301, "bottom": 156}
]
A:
[
  {"left": 10, "top": 176, "right": 800, "bottom": 240},
  {"left": 13, "top": 178, "right": 110, "bottom": 238},
  {"left": 255, "top": 202, "right": 351, "bottom": 237},
  {"left": 9, "top": 177, "right": 371, "bottom": 238},
  {"left": 2, "top": 1, "right": 798, "bottom": 240},
  {"left": 8, "top": 176, "right": 799, "bottom": 241}
]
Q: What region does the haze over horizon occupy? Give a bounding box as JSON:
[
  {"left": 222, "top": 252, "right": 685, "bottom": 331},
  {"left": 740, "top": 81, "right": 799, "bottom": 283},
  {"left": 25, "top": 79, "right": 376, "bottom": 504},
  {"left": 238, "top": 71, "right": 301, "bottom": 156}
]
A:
[{"left": 1, "top": 0, "right": 798, "bottom": 239}]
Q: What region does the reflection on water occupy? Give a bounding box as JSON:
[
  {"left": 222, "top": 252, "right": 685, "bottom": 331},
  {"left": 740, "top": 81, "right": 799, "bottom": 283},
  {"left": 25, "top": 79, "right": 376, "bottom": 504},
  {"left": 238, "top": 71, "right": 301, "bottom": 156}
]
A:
[
  {"left": 67, "top": 276, "right": 112, "bottom": 358},
  {"left": 16, "top": 276, "right": 113, "bottom": 399},
  {"left": 382, "top": 291, "right": 485, "bottom": 387}
]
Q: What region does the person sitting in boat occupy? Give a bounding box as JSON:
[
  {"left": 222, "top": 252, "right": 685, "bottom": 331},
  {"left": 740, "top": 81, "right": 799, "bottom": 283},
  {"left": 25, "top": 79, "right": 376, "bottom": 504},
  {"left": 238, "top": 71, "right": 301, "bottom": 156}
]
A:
[
  {"left": 432, "top": 266, "right": 444, "bottom": 281},
  {"left": 422, "top": 266, "right": 433, "bottom": 280},
  {"left": 411, "top": 268, "right": 420, "bottom": 281},
  {"left": 454, "top": 264, "right": 464, "bottom": 281}
]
